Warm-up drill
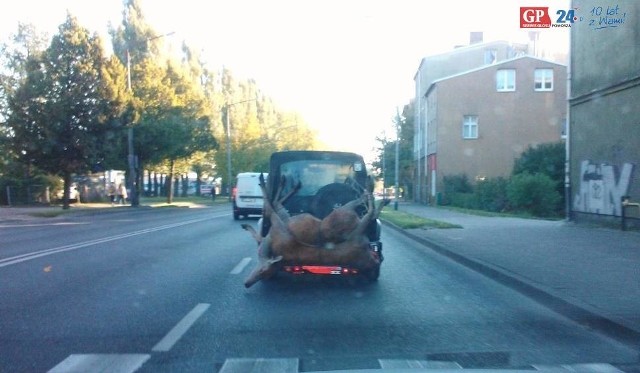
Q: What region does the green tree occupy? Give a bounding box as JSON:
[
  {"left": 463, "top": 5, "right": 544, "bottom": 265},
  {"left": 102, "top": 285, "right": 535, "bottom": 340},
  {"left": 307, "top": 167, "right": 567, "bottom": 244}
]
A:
[
  {"left": 111, "top": 0, "right": 221, "bottom": 203},
  {"left": 0, "top": 23, "right": 52, "bottom": 204},
  {"left": 4, "top": 14, "right": 127, "bottom": 209},
  {"left": 373, "top": 101, "right": 415, "bottom": 199},
  {"left": 212, "top": 68, "right": 318, "bottom": 194}
]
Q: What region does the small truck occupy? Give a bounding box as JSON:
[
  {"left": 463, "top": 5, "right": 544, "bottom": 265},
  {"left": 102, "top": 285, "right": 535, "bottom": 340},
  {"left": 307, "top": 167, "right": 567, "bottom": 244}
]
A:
[{"left": 241, "top": 150, "right": 388, "bottom": 288}]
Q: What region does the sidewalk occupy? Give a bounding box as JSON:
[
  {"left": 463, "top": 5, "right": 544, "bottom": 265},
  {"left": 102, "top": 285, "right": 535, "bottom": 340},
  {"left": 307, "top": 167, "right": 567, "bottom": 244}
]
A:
[
  {"left": 386, "top": 202, "right": 640, "bottom": 347},
  {"left": 0, "top": 203, "right": 126, "bottom": 223}
]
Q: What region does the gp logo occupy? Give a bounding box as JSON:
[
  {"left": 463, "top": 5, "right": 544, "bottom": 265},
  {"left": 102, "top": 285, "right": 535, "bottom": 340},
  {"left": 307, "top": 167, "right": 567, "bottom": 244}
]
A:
[{"left": 520, "top": 7, "right": 551, "bottom": 28}]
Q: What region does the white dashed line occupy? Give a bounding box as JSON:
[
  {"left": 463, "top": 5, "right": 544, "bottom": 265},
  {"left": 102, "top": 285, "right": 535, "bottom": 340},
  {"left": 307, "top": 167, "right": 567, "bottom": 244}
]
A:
[
  {"left": 151, "top": 303, "right": 210, "bottom": 352},
  {"left": 230, "top": 257, "right": 252, "bottom": 274}
]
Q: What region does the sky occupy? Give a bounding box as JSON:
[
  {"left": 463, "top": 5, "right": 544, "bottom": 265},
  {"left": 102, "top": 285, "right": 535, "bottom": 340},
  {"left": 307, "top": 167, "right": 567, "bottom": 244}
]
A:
[{"left": 0, "top": 0, "right": 570, "bottom": 162}]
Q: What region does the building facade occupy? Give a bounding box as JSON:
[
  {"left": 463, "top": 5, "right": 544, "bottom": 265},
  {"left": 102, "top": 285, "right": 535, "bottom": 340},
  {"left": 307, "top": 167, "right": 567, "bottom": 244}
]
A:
[
  {"left": 423, "top": 56, "right": 566, "bottom": 201},
  {"left": 413, "top": 38, "right": 530, "bottom": 203},
  {"left": 569, "top": 0, "right": 640, "bottom": 227}
]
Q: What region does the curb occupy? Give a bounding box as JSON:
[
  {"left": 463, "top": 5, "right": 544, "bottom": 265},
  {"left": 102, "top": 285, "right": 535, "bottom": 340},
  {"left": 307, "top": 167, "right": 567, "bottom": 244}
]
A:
[{"left": 381, "top": 219, "right": 640, "bottom": 349}]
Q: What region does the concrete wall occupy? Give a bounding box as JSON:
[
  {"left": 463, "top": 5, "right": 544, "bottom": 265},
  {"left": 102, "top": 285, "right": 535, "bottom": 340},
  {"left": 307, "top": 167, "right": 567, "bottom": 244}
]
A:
[{"left": 570, "top": 0, "right": 640, "bottom": 225}]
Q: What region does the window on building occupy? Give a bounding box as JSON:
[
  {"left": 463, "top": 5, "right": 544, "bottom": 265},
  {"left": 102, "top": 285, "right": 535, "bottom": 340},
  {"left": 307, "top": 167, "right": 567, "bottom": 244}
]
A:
[
  {"left": 534, "top": 68, "right": 553, "bottom": 91},
  {"left": 484, "top": 49, "right": 497, "bottom": 65},
  {"left": 496, "top": 69, "right": 515, "bottom": 91},
  {"left": 463, "top": 115, "right": 478, "bottom": 139}
]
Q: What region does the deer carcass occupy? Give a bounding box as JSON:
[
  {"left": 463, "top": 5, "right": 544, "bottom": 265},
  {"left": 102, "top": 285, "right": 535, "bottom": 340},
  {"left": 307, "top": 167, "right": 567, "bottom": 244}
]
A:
[{"left": 242, "top": 173, "right": 388, "bottom": 288}]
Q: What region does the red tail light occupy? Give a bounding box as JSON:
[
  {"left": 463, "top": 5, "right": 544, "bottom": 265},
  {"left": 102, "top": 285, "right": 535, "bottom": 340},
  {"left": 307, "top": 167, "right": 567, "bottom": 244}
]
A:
[{"left": 282, "top": 265, "right": 359, "bottom": 275}]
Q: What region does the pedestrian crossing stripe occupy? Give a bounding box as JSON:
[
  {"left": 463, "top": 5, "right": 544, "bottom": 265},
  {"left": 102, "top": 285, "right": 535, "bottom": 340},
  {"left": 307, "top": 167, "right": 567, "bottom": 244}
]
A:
[
  {"left": 219, "top": 358, "right": 299, "bottom": 373},
  {"left": 47, "top": 355, "right": 628, "bottom": 372},
  {"left": 378, "top": 359, "right": 463, "bottom": 369},
  {"left": 532, "top": 363, "right": 625, "bottom": 372},
  {"left": 47, "top": 354, "right": 151, "bottom": 373}
]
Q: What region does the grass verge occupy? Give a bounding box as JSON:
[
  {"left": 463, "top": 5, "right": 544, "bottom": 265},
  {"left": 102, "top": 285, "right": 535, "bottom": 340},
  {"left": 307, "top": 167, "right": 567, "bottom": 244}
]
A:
[
  {"left": 140, "top": 196, "right": 229, "bottom": 208},
  {"left": 440, "top": 206, "right": 563, "bottom": 220},
  {"left": 29, "top": 210, "right": 70, "bottom": 218},
  {"left": 380, "top": 209, "right": 462, "bottom": 229}
]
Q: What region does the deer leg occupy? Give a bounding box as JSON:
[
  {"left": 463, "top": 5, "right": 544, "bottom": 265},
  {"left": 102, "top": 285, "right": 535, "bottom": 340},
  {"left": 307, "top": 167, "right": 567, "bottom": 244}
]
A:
[{"left": 241, "top": 224, "right": 261, "bottom": 244}]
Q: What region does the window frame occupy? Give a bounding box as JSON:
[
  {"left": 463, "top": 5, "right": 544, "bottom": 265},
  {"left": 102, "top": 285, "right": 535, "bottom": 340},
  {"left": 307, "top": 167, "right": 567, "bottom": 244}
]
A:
[
  {"left": 496, "top": 69, "right": 516, "bottom": 92},
  {"left": 462, "top": 115, "right": 479, "bottom": 139},
  {"left": 534, "top": 68, "right": 554, "bottom": 91},
  {"left": 484, "top": 49, "right": 497, "bottom": 65}
]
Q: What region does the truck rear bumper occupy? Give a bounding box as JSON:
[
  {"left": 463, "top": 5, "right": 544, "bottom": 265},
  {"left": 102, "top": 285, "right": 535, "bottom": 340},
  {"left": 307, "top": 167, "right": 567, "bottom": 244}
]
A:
[{"left": 280, "top": 241, "right": 382, "bottom": 276}]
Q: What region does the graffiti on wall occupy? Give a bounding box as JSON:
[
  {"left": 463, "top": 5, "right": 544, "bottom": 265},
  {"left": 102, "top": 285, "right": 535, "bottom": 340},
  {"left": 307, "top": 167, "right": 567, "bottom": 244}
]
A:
[{"left": 573, "top": 160, "right": 634, "bottom": 216}]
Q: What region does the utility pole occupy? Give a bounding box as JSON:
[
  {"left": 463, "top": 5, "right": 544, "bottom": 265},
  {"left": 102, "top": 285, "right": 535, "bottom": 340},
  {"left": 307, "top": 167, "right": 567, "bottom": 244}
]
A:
[
  {"left": 225, "top": 105, "right": 232, "bottom": 201},
  {"left": 382, "top": 131, "right": 386, "bottom": 200},
  {"left": 126, "top": 49, "right": 139, "bottom": 207},
  {"left": 394, "top": 107, "right": 401, "bottom": 211},
  {"left": 224, "top": 98, "right": 257, "bottom": 201}
]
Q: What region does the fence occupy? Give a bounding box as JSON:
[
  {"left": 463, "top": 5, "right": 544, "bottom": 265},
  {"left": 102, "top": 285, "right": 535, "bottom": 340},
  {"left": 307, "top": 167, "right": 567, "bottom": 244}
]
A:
[{"left": 2, "top": 184, "right": 50, "bottom": 206}]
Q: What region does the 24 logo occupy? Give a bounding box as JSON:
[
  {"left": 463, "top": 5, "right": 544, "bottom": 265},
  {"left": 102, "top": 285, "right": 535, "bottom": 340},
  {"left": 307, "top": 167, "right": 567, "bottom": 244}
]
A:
[
  {"left": 555, "top": 8, "right": 580, "bottom": 23},
  {"left": 520, "top": 7, "right": 581, "bottom": 28}
]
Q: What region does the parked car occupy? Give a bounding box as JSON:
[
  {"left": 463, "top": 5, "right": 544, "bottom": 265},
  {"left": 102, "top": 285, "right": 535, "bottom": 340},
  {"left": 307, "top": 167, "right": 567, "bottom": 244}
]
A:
[{"left": 200, "top": 184, "right": 213, "bottom": 196}]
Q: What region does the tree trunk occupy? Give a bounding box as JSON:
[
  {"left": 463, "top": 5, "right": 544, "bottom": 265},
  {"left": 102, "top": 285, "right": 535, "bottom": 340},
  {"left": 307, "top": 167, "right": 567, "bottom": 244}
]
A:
[
  {"left": 62, "top": 171, "right": 71, "bottom": 210},
  {"left": 181, "top": 175, "right": 188, "bottom": 197},
  {"left": 136, "top": 165, "right": 143, "bottom": 204},
  {"left": 166, "top": 160, "right": 175, "bottom": 204},
  {"left": 153, "top": 173, "right": 159, "bottom": 197},
  {"left": 195, "top": 171, "right": 202, "bottom": 197}
]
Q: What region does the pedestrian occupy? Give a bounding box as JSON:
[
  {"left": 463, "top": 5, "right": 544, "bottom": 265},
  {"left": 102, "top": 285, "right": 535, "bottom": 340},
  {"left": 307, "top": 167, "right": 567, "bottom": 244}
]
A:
[
  {"left": 211, "top": 184, "right": 216, "bottom": 201},
  {"left": 117, "top": 183, "right": 128, "bottom": 205},
  {"left": 107, "top": 183, "right": 116, "bottom": 206}
]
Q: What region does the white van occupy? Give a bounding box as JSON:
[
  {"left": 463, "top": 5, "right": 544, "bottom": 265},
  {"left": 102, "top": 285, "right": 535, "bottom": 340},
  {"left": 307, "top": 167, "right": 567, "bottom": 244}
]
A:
[{"left": 232, "top": 172, "right": 267, "bottom": 220}]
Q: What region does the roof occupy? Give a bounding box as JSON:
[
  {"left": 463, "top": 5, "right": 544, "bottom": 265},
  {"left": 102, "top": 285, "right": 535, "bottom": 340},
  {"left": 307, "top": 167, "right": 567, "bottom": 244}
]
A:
[
  {"left": 413, "top": 40, "right": 522, "bottom": 80},
  {"left": 424, "top": 55, "right": 567, "bottom": 96}
]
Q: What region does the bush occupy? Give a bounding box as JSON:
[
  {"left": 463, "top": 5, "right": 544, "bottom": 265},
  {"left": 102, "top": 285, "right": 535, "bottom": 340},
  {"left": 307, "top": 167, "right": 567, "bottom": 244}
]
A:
[
  {"left": 506, "top": 172, "right": 561, "bottom": 217},
  {"left": 441, "top": 174, "right": 473, "bottom": 205},
  {"left": 443, "top": 174, "right": 473, "bottom": 194},
  {"left": 475, "top": 177, "right": 509, "bottom": 212},
  {"left": 513, "top": 142, "right": 565, "bottom": 209},
  {"left": 449, "top": 192, "right": 477, "bottom": 209}
]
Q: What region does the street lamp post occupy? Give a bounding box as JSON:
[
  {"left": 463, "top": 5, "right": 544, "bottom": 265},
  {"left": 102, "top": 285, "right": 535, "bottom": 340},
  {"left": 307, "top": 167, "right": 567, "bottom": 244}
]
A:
[
  {"left": 125, "top": 49, "right": 138, "bottom": 207},
  {"left": 382, "top": 131, "right": 386, "bottom": 200},
  {"left": 394, "top": 107, "right": 401, "bottom": 210},
  {"left": 125, "top": 32, "right": 174, "bottom": 207},
  {"left": 223, "top": 99, "right": 256, "bottom": 201}
]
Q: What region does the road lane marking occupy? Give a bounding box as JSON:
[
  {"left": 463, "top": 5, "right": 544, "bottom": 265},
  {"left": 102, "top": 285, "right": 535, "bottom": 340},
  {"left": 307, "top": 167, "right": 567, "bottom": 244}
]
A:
[
  {"left": 151, "top": 303, "right": 210, "bottom": 352},
  {"left": 230, "top": 257, "right": 252, "bottom": 274},
  {"left": 219, "top": 358, "right": 299, "bottom": 373},
  {"left": 0, "top": 222, "right": 89, "bottom": 228},
  {"left": 0, "top": 216, "right": 219, "bottom": 268},
  {"left": 48, "top": 354, "right": 150, "bottom": 373}
]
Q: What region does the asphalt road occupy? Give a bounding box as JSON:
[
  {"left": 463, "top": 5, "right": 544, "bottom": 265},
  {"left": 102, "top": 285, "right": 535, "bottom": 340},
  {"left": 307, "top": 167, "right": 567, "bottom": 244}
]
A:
[{"left": 0, "top": 206, "right": 637, "bottom": 372}]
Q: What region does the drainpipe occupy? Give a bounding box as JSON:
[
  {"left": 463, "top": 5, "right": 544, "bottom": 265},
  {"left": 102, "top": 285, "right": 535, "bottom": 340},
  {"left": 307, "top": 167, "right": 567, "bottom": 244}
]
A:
[{"left": 565, "top": 15, "right": 572, "bottom": 222}]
